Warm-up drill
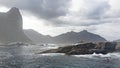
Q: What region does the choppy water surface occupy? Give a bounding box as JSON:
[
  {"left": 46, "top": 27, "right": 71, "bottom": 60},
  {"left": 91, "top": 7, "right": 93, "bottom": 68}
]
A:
[{"left": 0, "top": 45, "right": 120, "bottom": 68}]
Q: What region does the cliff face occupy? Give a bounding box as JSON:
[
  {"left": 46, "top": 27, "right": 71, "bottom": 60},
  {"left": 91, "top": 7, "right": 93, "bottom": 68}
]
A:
[{"left": 0, "top": 7, "right": 31, "bottom": 44}]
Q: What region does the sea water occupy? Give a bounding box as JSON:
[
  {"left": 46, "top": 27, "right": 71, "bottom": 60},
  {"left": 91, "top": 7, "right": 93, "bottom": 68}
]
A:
[{"left": 0, "top": 44, "right": 120, "bottom": 68}]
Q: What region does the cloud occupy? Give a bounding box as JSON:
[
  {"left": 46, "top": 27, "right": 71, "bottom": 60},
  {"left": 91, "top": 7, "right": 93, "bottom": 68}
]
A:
[
  {"left": 0, "top": 0, "right": 110, "bottom": 26},
  {"left": 70, "top": 0, "right": 110, "bottom": 19},
  {"left": 52, "top": 0, "right": 111, "bottom": 26},
  {"left": 0, "top": 0, "right": 70, "bottom": 19},
  {"left": 1, "top": 0, "right": 120, "bottom": 40},
  {"left": 0, "top": 0, "right": 118, "bottom": 25},
  {"left": 93, "top": 22, "right": 120, "bottom": 41}
]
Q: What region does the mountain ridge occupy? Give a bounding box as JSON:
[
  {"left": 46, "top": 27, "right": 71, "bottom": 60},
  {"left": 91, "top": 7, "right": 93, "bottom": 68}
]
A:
[{"left": 24, "top": 29, "right": 106, "bottom": 44}]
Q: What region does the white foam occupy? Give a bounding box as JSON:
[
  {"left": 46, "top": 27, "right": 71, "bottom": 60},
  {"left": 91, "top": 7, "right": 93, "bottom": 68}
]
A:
[
  {"left": 0, "top": 52, "right": 13, "bottom": 59},
  {"left": 40, "top": 53, "right": 65, "bottom": 56},
  {"left": 46, "top": 46, "right": 59, "bottom": 49},
  {"left": 72, "top": 52, "right": 120, "bottom": 59}
]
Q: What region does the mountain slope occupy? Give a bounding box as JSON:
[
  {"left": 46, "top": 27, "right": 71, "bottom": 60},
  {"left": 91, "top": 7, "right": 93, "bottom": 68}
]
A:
[
  {"left": 24, "top": 29, "right": 51, "bottom": 43},
  {"left": 52, "top": 30, "right": 106, "bottom": 44},
  {"left": 25, "top": 29, "right": 106, "bottom": 44},
  {"left": 114, "top": 39, "right": 120, "bottom": 42}
]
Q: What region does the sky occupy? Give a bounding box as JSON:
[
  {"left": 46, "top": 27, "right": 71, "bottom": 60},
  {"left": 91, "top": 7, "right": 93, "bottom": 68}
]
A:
[{"left": 0, "top": 0, "right": 120, "bottom": 41}]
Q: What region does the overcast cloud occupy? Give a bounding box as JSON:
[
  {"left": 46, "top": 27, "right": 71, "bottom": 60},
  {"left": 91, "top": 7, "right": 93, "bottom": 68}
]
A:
[
  {"left": 0, "top": 0, "right": 70, "bottom": 19},
  {"left": 0, "top": 0, "right": 120, "bottom": 40}
]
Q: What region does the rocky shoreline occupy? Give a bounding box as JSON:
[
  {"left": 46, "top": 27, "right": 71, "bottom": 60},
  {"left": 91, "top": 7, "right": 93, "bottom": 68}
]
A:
[{"left": 40, "top": 42, "right": 117, "bottom": 55}]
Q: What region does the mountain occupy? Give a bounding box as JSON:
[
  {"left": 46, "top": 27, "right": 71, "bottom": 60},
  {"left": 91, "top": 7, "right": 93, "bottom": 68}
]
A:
[
  {"left": 52, "top": 30, "right": 106, "bottom": 44},
  {"left": 24, "top": 29, "right": 51, "bottom": 43},
  {"left": 24, "top": 29, "right": 106, "bottom": 44},
  {"left": 114, "top": 39, "right": 120, "bottom": 42},
  {"left": 0, "top": 7, "right": 31, "bottom": 44}
]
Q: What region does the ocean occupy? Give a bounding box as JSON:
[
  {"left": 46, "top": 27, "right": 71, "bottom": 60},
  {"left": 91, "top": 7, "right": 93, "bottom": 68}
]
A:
[{"left": 0, "top": 44, "right": 120, "bottom": 68}]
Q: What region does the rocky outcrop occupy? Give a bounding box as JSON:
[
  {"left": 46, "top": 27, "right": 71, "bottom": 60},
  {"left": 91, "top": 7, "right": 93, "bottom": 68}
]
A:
[
  {"left": 95, "top": 42, "right": 116, "bottom": 51},
  {"left": 0, "top": 7, "right": 31, "bottom": 44},
  {"left": 40, "top": 42, "right": 117, "bottom": 55}
]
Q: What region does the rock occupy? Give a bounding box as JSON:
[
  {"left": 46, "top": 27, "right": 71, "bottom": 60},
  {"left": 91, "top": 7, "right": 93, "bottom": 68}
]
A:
[
  {"left": 104, "top": 42, "right": 117, "bottom": 52},
  {"left": 0, "top": 7, "right": 31, "bottom": 44},
  {"left": 89, "top": 49, "right": 107, "bottom": 54},
  {"left": 95, "top": 42, "right": 105, "bottom": 49},
  {"left": 40, "top": 42, "right": 96, "bottom": 55},
  {"left": 76, "top": 42, "right": 96, "bottom": 49},
  {"left": 116, "top": 42, "right": 120, "bottom": 51},
  {"left": 40, "top": 42, "right": 117, "bottom": 55},
  {"left": 95, "top": 42, "right": 117, "bottom": 52},
  {"left": 66, "top": 49, "right": 92, "bottom": 55},
  {"left": 40, "top": 49, "right": 58, "bottom": 53}
]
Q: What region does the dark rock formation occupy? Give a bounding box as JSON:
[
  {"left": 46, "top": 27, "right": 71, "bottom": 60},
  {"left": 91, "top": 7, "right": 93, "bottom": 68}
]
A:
[
  {"left": 95, "top": 42, "right": 117, "bottom": 51},
  {"left": 40, "top": 42, "right": 117, "bottom": 55},
  {"left": 116, "top": 42, "right": 120, "bottom": 51},
  {"left": 0, "top": 7, "right": 31, "bottom": 44},
  {"left": 104, "top": 42, "right": 116, "bottom": 51}
]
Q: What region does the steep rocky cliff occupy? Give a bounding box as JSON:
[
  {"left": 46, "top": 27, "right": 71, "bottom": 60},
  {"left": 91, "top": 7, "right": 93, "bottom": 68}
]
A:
[{"left": 0, "top": 7, "right": 31, "bottom": 44}]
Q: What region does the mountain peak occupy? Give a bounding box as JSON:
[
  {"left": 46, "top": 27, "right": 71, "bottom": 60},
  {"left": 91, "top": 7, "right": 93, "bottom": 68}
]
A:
[
  {"left": 10, "top": 7, "right": 19, "bottom": 10},
  {"left": 8, "top": 7, "right": 19, "bottom": 13},
  {"left": 81, "top": 30, "right": 88, "bottom": 33},
  {"left": 0, "top": 7, "right": 31, "bottom": 44},
  {"left": 7, "top": 7, "right": 20, "bottom": 16},
  {"left": 24, "top": 29, "right": 106, "bottom": 44},
  {"left": 79, "top": 30, "right": 90, "bottom": 35},
  {"left": 67, "top": 31, "right": 76, "bottom": 34}
]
